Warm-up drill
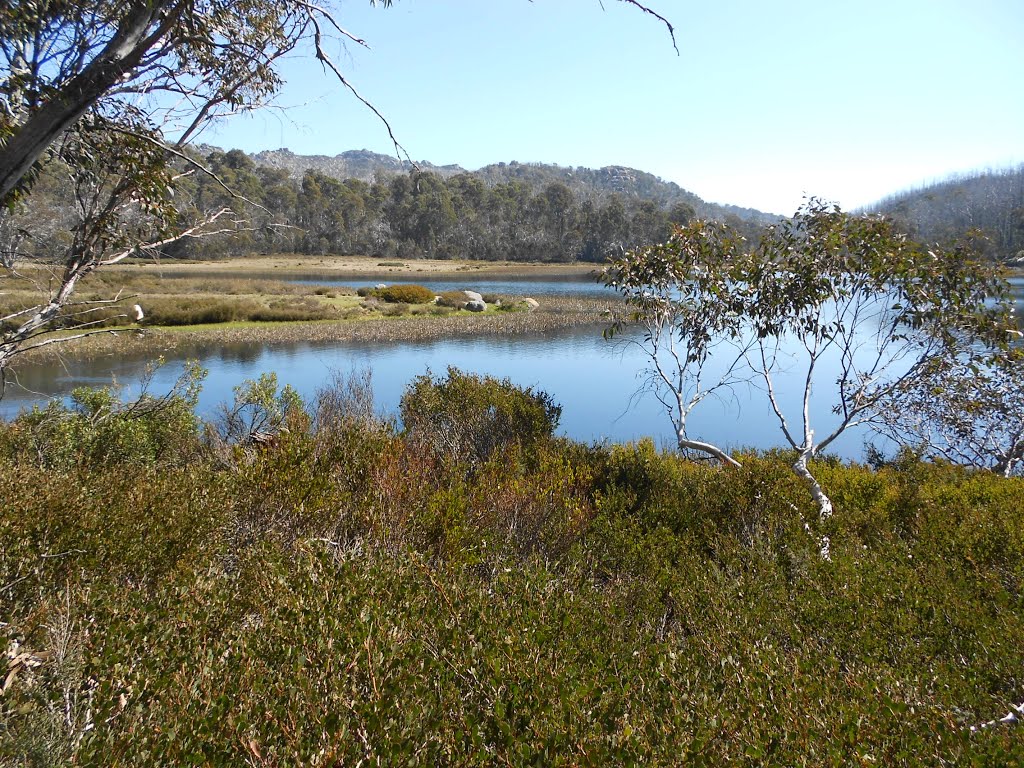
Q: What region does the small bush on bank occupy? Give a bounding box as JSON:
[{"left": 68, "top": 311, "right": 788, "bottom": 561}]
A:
[
  {"left": 140, "top": 297, "right": 255, "bottom": 325},
  {"left": 249, "top": 298, "right": 335, "bottom": 322},
  {"left": 139, "top": 296, "right": 336, "bottom": 325},
  {"left": 400, "top": 366, "right": 561, "bottom": 468},
  {"left": 497, "top": 299, "right": 533, "bottom": 313},
  {"left": 436, "top": 290, "right": 469, "bottom": 309},
  {"left": 376, "top": 284, "right": 436, "bottom": 304}
]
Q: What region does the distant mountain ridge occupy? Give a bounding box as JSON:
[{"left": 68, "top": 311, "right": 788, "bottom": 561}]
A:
[
  {"left": 242, "top": 147, "right": 776, "bottom": 227},
  {"left": 252, "top": 148, "right": 467, "bottom": 182}
]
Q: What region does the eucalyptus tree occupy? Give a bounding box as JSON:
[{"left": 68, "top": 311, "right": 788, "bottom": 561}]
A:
[
  {"left": 0, "top": 0, "right": 675, "bottom": 387},
  {"left": 601, "top": 219, "right": 751, "bottom": 467},
  {"left": 744, "top": 200, "right": 1011, "bottom": 520},
  {"left": 0, "top": 0, "right": 402, "bottom": 381},
  {"left": 874, "top": 349, "right": 1024, "bottom": 477},
  {"left": 608, "top": 200, "right": 1015, "bottom": 522},
  {"left": 0, "top": 0, "right": 403, "bottom": 206}
]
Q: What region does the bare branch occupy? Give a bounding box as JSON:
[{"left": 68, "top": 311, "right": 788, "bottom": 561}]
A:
[
  {"left": 97, "top": 208, "right": 234, "bottom": 266},
  {"left": 612, "top": 1, "right": 679, "bottom": 54},
  {"left": 306, "top": 10, "right": 412, "bottom": 166}
]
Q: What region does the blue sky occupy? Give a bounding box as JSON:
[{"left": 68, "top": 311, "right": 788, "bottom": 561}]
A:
[{"left": 203, "top": 0, "right": 1024, "bottom": 215}]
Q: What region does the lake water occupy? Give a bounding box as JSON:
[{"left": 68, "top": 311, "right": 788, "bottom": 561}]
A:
[
  {"left": 0, "top": 326, "right": 874, "bottom": 460},
  {"left": 289, "top": 275, "right": 616, "bottom": 300},
  {"left": 3, "top": 275, "right": 1021, "bottom": 461}
]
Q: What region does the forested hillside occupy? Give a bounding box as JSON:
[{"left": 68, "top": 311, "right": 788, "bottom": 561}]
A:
[
  {"left": 149, "top": 147, "right": 772, "bottom": 262},
  {"left": 248, "top": 147, "right": 775, "bottom": 224},
  {"left": 869, "top": 165, "right": 1024, "bottom": 261},
  {"left": 252, "top": 147, "right": 467, "bottom": 182},
  {"left": 14, "top": 142, "right": 1024, "bottom": 266}
]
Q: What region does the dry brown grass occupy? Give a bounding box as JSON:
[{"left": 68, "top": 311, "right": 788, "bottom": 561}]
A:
[
  {"left": 105, "top": 254, "right": 601, "bottom": 280},
  {"left": 5, "top": 258, "right": 615, "bottom": 364}
]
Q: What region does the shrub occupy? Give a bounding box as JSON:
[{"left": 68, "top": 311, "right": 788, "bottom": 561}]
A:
[
  {"left": 3, "top": 412, "right": 1024, "bottom": 763},
  {"left": 140, "top": 297, "right": 254, "bottom": 325},
  {"left": 376, "top": 283, "right": 436, "bottom": 304},
  {"left": 400, "top": 366, "right": 561, "bottom": 468},
  {"left": 435, "top": 290, "right": 469, "bottom": 309},
  {"left": 3, "top": 360, "right": 206, "bottom": 469},
  {"left": 208, "top": 372, "right": 304, "bottom": 459},
  {"left": 249, "top": 302, "right": 334, "bottom": 322},
  {"left": 496, "top": 300, "right": 531, "bottom": 313}
]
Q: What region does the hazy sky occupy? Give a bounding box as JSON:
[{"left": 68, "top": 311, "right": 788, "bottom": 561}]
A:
[{"left": 203, "top": 0, "right": 1024, "bottom": 215}]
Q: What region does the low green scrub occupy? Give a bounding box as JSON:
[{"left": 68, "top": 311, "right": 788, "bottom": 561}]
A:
[
  {"left": 375, "top": 283, "right": 437, "bottom": 304},
  {"left": 400, "top": 366, "right": 561, "bottom": 469},
  {"left": 142, "top": 296, "right": 253, "bottom": 325},
  {"left": 1, "top": 370, "right": 1023, "bottom": 765},
  {"left": 3, "top": 361, "right": 206, "bottom": 470},
  {"left": 496, "top": 299, "right": 533, "bottom": 312},
  {"left": 435, "top": 289, "right": 469, "bottom": 309}
]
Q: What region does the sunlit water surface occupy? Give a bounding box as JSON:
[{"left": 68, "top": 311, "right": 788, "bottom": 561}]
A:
[{"left": 3, "top": 275, "right": 1021, "bottom": 461}]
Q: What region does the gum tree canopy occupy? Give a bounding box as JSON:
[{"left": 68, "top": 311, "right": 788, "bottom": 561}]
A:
[
  {"left": 605, "top": 201, "right": 1018, "bottom": 524},
  {"left": 0, "top": 0, "right": 402, "bottom": 378},
  {"left": 0, "top": 0, "right": 396, "bottom": 206}
]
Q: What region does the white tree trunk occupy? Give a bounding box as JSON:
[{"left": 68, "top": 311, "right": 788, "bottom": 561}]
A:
[
  {"left": 793, "top": 450, "right": 833, "bottom": 521},
  {"left": 678, "top": 435, "right": 741, "bottom": 468}
]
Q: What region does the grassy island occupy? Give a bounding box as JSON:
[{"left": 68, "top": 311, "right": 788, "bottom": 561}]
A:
[{"left": 4, "top": 256, "right": 615, "bottom": 363}]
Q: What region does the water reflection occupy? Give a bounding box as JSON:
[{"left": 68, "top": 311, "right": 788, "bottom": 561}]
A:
[
  {"left": 3, "top": 276, "right": 1021, "bottom": 462},
  {"left": 0, "top": 325, "right": 871, "bottom": 460}
]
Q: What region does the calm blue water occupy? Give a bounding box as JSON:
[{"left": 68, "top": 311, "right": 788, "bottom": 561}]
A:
[
  {"left": 289, "top": 276, "right": 615, "bottom": 300},
  {"left": 0, "top": 325, "right": 871, "bottom": 460},
  {"left": 4, "top": 275, "right": 1020, "bottom": 461}
]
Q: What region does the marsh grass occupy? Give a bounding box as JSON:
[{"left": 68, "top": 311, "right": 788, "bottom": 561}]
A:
[{"left": 14, "top": 292, "right": 614, "bottom": 362}]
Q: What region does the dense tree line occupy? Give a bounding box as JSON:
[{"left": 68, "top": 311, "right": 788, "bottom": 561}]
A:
[
  {"left": 158, "top": 148, "right": 733, "bottom": 262},
  {"left": 870, "top": 165, "right": 1024, "bottom": 261}
]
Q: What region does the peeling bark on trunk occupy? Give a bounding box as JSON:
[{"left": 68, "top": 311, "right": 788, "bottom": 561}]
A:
[
  {"left": 793, "top": 450, "right": 833, "bottom": 521},
  {"left": 792, "top": 452, "right": 834, "bottom": 559},
  {"left": 793, "top": 452, "right": 834, "bottom": 521}
]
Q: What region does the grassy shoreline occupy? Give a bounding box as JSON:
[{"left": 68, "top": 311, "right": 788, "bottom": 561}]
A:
[
  {"left": 19, "top": 295, "right": 616, "bottom": 363},
  {"left": 7, "top": 257, "right": 618, "bottom": 363},
  {"left": 109, "top": 253, "right": 603, "bottom": 279}
]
